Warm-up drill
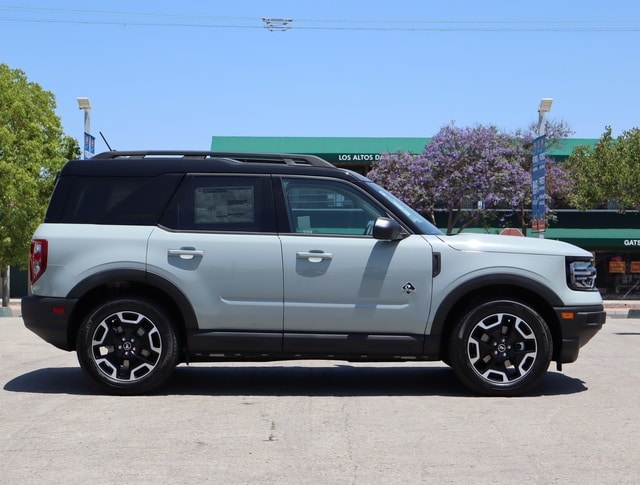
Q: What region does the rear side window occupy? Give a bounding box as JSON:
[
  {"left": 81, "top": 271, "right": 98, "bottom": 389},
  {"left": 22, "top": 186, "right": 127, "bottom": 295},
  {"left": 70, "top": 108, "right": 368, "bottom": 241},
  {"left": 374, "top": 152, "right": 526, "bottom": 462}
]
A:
[
  {"left": 47, "top": 175, "right": 182, "bottom": 225},
  {"left": 160, "top": 175, "right": 276, "bottom": 232}
]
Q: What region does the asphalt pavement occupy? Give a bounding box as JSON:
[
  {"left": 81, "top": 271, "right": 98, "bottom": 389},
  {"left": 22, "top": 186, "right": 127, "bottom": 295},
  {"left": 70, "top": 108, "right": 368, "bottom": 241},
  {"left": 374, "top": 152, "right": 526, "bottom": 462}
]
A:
[{"left": 1, "top": 301, "right": 640, "bottom": 484}]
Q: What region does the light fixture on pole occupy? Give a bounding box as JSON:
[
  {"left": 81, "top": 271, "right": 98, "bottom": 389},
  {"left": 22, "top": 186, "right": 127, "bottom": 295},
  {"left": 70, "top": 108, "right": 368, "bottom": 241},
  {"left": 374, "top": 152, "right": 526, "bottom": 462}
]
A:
[
  {"left": 537, "top": 98, "right": 553, "bottom": 136},
  {"left": 77, "top": 97, "right": 94, "bottom": 159},
  {"left": 77, "top": 97, "right": 91, "bottom": 133}
]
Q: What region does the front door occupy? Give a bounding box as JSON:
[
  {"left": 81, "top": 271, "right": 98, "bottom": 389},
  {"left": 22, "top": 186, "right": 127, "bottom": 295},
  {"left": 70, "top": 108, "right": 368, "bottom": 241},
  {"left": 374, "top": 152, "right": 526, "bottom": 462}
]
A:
[{"left": 277, "top": 177, "right": 433, "bottom": 355}]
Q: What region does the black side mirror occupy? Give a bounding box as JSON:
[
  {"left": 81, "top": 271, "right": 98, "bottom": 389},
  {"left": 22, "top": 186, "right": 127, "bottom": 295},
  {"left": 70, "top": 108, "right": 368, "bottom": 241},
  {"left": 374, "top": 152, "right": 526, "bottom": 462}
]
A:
[{"left": 372, "top": 217, "right": 406, "bottom": 241}]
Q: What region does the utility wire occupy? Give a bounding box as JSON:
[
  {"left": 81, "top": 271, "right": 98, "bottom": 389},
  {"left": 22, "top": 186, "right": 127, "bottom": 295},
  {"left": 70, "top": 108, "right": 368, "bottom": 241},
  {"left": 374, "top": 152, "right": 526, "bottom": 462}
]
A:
[{"left": 0, "top": 5, "right": 639, "bottom": 31}]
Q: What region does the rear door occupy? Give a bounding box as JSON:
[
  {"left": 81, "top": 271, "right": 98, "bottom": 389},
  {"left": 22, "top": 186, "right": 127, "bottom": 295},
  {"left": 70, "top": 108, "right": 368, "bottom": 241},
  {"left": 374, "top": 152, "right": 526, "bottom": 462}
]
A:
[{"left": 148, "top": 174, "right": 283, "bottom": 352}]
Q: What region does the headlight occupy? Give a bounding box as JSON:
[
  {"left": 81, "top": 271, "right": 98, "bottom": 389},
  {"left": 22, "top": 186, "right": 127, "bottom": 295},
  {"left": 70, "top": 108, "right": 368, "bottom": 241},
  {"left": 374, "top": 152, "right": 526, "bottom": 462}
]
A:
[{"left": 566, "top": 257, "right": 597, "bottom": 291}]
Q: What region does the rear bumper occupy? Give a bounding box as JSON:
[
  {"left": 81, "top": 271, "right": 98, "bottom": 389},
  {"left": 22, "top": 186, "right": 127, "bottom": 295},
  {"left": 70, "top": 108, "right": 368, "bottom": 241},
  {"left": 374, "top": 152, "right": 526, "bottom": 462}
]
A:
[
  {"left": 21, "top": 295, "right": 78, "bottom": 351},
  {"left": 554, "top": 304, "right": 606, "bottom": 364}
]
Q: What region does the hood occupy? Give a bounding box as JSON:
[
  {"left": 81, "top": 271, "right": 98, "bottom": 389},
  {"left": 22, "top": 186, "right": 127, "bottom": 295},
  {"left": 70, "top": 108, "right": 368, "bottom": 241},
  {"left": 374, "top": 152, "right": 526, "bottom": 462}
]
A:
[{"left": 435, "top": 232, "right": 592, "bottom": 257}]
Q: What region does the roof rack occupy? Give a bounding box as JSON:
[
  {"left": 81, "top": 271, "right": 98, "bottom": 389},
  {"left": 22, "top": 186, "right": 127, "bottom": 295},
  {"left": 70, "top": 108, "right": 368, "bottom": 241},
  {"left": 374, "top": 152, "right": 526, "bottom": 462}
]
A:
[{"left": 91, "top": 150, "right": 335, "bottom": 168}]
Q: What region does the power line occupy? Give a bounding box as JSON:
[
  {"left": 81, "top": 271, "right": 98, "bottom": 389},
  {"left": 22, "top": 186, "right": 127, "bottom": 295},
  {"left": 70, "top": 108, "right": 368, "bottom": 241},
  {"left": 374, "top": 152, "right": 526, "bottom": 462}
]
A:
[{"left": 0, "top": 5, "right": 639, "bottom": 32}]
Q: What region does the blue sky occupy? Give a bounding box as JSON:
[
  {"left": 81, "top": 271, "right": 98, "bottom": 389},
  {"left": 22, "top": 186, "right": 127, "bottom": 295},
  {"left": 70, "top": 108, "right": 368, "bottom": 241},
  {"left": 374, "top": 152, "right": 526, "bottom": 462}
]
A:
[{"left": 1, "top": 1, "right": 639, "bottom": 153}]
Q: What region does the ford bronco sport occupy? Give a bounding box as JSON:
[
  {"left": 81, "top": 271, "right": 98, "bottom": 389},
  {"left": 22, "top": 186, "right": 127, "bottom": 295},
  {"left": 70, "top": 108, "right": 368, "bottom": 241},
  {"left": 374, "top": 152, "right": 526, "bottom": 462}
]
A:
[{"left": 22, "top": 150, "right": 605, "bottom": 396}]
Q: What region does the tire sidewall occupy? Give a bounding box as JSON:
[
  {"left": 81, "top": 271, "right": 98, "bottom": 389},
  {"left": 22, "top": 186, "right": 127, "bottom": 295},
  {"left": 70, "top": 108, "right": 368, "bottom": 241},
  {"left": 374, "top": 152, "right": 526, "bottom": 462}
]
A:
[
  {"left": 76, "top": 298, "right": 179, "bottom": 395},
  {"left": 449, "top": 299, "right": 552, "bottom": 396}
]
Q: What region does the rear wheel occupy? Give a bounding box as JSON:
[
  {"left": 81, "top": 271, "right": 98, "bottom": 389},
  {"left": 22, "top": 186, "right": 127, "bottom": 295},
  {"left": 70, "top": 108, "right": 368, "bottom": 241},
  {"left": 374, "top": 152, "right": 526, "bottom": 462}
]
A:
[
  {"left": 449, "top": 299, "right": 552, "bottom": 396},
  {"left": 76, "top": 298, "right": 179, "bottom": 395}
]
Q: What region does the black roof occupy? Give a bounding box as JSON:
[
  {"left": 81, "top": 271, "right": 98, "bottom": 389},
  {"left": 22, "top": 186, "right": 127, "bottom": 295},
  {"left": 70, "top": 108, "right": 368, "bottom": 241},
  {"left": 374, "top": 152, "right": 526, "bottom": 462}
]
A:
[{"left": 60, "top": 151, "right": 350, "bottom": 178}]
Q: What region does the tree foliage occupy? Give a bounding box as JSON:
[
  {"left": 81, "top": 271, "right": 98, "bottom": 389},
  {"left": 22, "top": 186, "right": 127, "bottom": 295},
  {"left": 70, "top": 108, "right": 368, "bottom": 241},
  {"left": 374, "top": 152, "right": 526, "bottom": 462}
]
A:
[
  {"left": 528, "top": 118, "right": 574, "bottom": 152},
  {"left": 368, "top": 150, "right": 437, "bottom": 220},
  {"left": 423, "top": 123, "right": 532, "bottom": 234},
  {"left": 369, "top": 122, "right": 572, "bottom": 235},
  {"left": 567, "top": 126, "right": 640, "bottom": 211},
  {"left": 0, "top": 63, "right": 79, "bottom": 272}
]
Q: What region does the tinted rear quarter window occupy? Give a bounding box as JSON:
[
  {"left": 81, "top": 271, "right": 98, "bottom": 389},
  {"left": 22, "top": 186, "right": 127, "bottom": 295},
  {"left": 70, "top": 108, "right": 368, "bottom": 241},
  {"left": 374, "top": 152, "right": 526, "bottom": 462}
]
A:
[{"left": 46, "top": 174, "right": 182, "bottom": 225}]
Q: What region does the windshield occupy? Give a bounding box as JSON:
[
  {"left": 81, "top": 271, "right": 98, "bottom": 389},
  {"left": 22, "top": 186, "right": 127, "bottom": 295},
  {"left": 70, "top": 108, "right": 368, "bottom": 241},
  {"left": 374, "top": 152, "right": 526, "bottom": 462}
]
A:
[{"left": 366, "top": 181, "right": 443, "bottom": 235}]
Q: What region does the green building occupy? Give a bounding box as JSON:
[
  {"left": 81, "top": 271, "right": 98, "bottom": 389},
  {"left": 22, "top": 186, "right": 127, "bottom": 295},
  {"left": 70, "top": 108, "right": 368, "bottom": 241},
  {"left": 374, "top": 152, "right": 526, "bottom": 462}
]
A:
[{"left": 212, "top": 135, "right": 640, "bottom": 298}]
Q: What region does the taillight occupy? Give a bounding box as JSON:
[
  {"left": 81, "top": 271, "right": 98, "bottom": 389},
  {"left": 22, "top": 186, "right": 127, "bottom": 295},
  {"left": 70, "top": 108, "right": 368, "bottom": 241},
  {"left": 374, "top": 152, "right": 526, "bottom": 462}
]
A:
[{"left": 30, "top": 239, "right": 48, "bottom": 284}]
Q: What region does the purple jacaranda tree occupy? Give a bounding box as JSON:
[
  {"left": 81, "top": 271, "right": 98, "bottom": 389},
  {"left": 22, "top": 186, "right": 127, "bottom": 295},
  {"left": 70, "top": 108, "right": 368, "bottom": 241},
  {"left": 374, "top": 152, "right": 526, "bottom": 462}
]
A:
[
  {"left": 368, "top": 151, "right": 438, "bottom": 223},
  {"left": 369, "top": 122, "right": 572, "bottom": 235},
  {"left": 424, "top": 123, "right": 533, "bottom": 234}
]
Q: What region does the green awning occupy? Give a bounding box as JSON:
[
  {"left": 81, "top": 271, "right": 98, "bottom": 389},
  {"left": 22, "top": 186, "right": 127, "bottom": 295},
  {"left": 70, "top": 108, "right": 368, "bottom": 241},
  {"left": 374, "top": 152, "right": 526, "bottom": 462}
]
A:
[
  {"left": 210, "top": 136, "right": 599, "bottom": 164},
  {"left": 461, "top": 227, "right": 640, "bottom": 250},
  {"left": 211, "top": 136, "right": 430, "bottom": 164},
  {"left": 545, "top": 228, "right": 640, "bottom": 249},
  {"left": 547, "top": 138, "right": 596, "bottom": 157}
]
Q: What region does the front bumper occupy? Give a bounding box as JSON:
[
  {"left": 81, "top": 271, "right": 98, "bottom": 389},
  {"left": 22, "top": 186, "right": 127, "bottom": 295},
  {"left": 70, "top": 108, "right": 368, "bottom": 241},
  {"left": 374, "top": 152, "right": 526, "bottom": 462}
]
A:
[
  {"left": 21, "top": 295, "right": 79, "bottom": 351},
  {"left": 554, "top": 304, "right": 606, "bottom": 364}
]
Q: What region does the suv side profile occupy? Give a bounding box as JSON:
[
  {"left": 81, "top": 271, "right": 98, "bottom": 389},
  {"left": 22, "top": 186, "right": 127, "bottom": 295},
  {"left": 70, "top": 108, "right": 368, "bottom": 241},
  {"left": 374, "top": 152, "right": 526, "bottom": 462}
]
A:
[{"left": 22, "top": 151, "right": 606, "bottom": 396}]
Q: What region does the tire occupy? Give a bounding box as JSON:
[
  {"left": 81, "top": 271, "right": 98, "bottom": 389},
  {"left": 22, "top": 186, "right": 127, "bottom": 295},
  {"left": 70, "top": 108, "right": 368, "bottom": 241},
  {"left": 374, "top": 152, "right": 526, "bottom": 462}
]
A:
[
  {"left": 449, "top": 299, "right": 552, "bottom": 397},
  {"left": 76, "top": 298, "right": 179, "bottom": 395}
]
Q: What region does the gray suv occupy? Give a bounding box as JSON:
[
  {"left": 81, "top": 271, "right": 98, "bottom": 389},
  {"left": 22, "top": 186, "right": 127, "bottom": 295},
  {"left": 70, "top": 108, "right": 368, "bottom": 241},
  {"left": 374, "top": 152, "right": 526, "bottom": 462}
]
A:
[{"left": 22, "top": 151, "right": 605, "bottom": 396}]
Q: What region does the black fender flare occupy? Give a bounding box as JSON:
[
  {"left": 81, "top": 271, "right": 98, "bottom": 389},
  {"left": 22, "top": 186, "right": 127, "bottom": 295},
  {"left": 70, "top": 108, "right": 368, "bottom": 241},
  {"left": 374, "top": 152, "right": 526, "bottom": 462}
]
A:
[
  {"left": 67, "top": 269, "right": 198, "bottom": 330},
  {"left": 429, "top": 273, "right": 564, "bottom": 337}
]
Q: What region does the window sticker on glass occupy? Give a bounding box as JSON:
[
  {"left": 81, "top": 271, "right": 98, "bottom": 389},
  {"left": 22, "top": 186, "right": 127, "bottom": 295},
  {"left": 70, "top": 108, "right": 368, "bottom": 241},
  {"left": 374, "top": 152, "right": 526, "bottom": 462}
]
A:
[{"left": 195, "top": 186, "right": 255, "bottom": 224}]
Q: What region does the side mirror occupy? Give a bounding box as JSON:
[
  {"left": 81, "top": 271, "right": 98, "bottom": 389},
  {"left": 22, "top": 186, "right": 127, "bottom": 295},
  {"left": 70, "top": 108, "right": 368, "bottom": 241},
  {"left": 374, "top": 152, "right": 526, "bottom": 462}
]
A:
[{"left": 372, "top": 217, "right": 406, "bottom": 241}]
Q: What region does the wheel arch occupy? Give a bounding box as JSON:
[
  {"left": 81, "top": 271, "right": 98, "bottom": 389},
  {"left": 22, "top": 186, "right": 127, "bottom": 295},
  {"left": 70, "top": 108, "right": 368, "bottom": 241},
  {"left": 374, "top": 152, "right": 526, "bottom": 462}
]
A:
[
  {"left": 431, "top": 274, "right": 563, "bottom": 364},
  {"left": 66, "top": 269, "right": 197, "bottom": 354}
]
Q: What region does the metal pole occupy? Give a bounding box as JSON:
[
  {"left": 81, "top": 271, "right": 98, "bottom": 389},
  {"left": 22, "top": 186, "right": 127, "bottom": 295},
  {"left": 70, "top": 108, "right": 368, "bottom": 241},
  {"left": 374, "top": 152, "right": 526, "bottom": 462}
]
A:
[
  {"left": 77, "top": 98, "right": 92, "bottom": 159},
  {"left": 537, "top": 112, "right": 546, "bottom": 137},
  {"left": 83, "top": 107, "right": 91, "bottom": 135},
  {"left": 535, "top": 98, "right": 553, "bottom": 239},
  {"left": 538, "top": 110, "right": 546, "bottom": 239}
]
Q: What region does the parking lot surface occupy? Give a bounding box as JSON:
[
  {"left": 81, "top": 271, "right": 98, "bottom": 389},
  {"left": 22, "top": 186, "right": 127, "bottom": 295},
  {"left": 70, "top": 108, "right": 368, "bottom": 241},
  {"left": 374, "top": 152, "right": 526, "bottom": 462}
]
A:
[{"left": 1, "top": 313, "right": 639, "bottom": 484}]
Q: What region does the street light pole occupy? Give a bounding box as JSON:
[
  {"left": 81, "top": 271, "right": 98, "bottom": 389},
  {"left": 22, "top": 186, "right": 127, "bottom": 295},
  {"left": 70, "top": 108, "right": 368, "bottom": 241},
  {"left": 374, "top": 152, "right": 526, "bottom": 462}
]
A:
[
  {"left": 533, "top": 98, "right": 553, "bottom": 239},
  {"left": 77, "top": 97, "right": 93, "bottom": 159}
]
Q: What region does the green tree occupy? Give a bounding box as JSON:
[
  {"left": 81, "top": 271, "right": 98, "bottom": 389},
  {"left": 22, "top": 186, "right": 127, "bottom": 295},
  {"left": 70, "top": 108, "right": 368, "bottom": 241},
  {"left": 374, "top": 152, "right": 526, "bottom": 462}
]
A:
[
  {"left": 0, "top": 63, "right": 79, "bottom": 306},
  {"left": 567, "top": 126, "right": 640, "bottom": 211}
]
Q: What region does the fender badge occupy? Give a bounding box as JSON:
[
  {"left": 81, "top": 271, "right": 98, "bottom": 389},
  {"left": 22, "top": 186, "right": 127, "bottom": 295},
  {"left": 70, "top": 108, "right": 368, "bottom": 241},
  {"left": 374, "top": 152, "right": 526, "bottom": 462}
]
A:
[{"left": 402, "top": 282, "right": 416, "bottom": 294}]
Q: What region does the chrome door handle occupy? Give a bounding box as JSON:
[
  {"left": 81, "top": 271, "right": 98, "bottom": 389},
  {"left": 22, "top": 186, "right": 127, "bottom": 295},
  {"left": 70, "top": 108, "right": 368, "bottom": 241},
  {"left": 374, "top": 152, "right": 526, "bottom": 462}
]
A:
[
  {"left": 296, "top": 251, "right": 333, "bottom": 262},
  {"left": 168, "top": 248, "right": 205, "bottom": 260}
]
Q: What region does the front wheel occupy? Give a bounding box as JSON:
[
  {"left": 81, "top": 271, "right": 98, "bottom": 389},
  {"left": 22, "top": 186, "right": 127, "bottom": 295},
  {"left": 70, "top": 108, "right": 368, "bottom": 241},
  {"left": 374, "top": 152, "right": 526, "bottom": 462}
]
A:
[
  {"left": 449, "top": 300, "right": 552, "bottom": 396},
  {"left": 76, "top": 298, "right": 179, "bottom": 395}
]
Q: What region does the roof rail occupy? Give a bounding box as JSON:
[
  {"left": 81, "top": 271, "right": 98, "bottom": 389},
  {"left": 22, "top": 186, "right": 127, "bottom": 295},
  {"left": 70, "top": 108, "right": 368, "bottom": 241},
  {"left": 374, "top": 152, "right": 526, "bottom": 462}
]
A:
[{"left": 91, "top": 150, "right": 335, "bottom": 168}]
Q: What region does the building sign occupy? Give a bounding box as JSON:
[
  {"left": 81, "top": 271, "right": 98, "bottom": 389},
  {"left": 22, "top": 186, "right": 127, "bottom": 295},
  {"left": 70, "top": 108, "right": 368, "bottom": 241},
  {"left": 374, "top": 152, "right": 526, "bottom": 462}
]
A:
[
  {"left": 531, "top": 135, "right": 546, "bottom": 231},
  {"left": 609, "top": 257, "right": 626, "bottom": 273},
  {"left": 336, "top": 154, "right": 382, "bottom": 162}
]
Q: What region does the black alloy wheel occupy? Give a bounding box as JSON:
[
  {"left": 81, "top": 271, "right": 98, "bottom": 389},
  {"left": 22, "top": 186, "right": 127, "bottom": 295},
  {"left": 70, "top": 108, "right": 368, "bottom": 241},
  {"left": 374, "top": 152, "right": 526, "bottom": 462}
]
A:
[
  {"left": 76, "top": 298, "right": 179, "bottom": 395},
  {"left": 449, "top": 299, "right": 552, "bottom": 396}
]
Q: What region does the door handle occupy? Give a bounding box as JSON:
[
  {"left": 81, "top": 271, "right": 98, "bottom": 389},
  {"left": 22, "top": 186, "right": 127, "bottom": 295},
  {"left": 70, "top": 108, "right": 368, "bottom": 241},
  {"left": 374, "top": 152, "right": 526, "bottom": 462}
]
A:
[
  {"left": 296, "top": 251, "right": 332, "bottom": 262},
  {"left": 168, "top": 248, "right": 205, "bottom": 260}
]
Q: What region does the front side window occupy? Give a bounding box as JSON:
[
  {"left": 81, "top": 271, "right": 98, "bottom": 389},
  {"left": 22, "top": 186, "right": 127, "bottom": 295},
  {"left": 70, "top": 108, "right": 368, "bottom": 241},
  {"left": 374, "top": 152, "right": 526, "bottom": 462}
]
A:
[
  {"left": 162, "top": 175, "right": 275, "bottom": 232},
  {"left": 366, "top": 181, "right": 443, "bottom": 235},
  {"left": 281, "top": 178, "right": 386, "bottom": 235}
]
